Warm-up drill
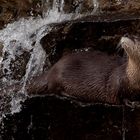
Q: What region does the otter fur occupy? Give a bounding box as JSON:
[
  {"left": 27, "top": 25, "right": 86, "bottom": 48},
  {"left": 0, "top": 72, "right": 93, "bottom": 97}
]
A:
[{"left": 2, "top": 36, "right": 140, "bottom": 105}]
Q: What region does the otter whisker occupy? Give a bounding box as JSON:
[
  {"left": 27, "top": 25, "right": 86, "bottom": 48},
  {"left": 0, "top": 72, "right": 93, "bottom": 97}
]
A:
[{"left": 116, "top": 41, "right": 123, "bottom": 54}]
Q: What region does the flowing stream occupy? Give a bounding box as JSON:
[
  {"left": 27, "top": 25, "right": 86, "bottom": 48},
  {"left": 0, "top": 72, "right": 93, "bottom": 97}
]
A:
[{"left": 0, "top": 0, "right": 99, "bottom": 120}]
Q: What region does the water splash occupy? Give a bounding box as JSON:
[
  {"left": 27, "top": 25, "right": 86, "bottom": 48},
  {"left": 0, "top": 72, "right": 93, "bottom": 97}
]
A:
[{"left": 0, "top": 11, "right": 74, "bottom": 116}]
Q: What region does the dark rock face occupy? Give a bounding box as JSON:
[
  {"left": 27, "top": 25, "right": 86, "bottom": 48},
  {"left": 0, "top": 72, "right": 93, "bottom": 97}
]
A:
[
  {"left": 0, "top": 0, "right": 42, "bottom": 29},
  {"left": 41, "top": 18, "right": 140, "bottom": 66},
  {"left": 1, "top": 96, "right": 140, "bottom": 140},
  {"left": 0, "top": 96, "right": 124, "bottom": 140}
]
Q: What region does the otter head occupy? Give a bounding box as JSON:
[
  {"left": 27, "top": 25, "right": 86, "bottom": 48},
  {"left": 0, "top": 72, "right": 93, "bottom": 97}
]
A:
[
  {"left": 121, "top": 35, "right": 140, "bottom": 89},
  {"left": 120, "top": 35, "right": 140, "bottom": 62}
]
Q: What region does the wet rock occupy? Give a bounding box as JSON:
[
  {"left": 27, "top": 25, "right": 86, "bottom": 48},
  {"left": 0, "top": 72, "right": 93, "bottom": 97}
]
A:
[
  {"left": 40, "top": 18, "right": 140, "bottom": 66},
  {"left": 0, "top": 42, "right": 4, "bottom": 57},
  {"left": 9, "top": 51, "right": 31, "bottom": 81},
  {"left": 62, "top": 0, "right": 97, "bottom": 13},
  {"left": 1, "top": 40, "right": 31, "bottom": 81},
  {"left": 0, "top": 96, "right": 124, "bottom": 140},
  {"left": 0, "top": 0, "right": 140, "bottom": 29},
  {"left": 0, "top": 0, "right": 42, "bottom": 29},
  {"left": 1, "top": 96, "right": 140, "bottom": 140},
  {"left": 99, "top": 0, "right": 140, "bottom": 14},
  {"left": 125, "top": 107, "right": 140, "bottom": 140}
]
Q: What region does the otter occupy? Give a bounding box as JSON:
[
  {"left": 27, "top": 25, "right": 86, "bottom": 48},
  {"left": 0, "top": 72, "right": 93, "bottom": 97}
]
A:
[
  {"left": 25, "top": 35, "right": 140, "bottom": 104},
  {"left": 1, "top": 36, "right": 140, "bottom": 104}
]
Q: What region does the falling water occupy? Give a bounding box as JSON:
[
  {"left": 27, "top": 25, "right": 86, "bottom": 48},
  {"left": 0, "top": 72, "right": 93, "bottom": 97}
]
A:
[{"left": 0, "top": 0, "right": 99, "bottom": 119}]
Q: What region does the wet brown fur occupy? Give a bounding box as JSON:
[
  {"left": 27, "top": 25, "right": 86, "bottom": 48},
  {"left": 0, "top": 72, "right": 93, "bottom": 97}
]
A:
[
  {"left": 28, "top": 36, "right": 140, "bottom": 104},
  {"left": 28, "top": 51, "right": 128, "bottom": 104}
]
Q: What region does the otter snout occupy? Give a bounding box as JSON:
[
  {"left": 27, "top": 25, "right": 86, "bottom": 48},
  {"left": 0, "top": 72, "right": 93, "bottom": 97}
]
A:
[{"left": 120, "top": 36, "right": 135, "bottom": 49}]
